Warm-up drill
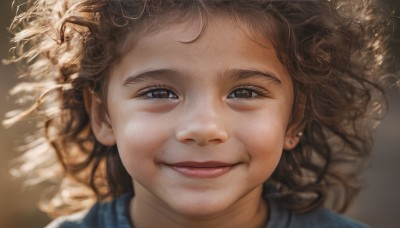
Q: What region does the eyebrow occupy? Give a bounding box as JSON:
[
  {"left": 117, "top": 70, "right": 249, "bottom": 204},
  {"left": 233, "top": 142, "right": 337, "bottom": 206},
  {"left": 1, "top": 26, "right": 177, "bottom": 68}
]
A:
[
  {"left": 123, "top": 68, "right": 282, "bottom": 85},
  {"left": 123, "top": 69, "right": 182, "bottom": 85},
  {"left": 221, "top": 69, "right": 282, "bottom": 85}
]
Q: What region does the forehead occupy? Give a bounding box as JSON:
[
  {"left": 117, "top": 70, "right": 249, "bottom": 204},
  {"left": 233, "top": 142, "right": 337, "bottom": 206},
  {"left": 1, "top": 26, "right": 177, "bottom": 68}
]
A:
[
  {"left": 113, "top": 15, "right": 291, "bottom": 86},
  {"left": 134, "top": 16, "right": 272, "bottom": 60},
  {"left": 118, "top": 9, "right": 279, "bottom": 58}
]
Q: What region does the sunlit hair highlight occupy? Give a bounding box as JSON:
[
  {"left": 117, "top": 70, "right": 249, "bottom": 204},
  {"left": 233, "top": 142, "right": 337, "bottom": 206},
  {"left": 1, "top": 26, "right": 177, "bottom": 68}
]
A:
[{"left": 5, "top": 0, "right": 394, "bottom": 217}]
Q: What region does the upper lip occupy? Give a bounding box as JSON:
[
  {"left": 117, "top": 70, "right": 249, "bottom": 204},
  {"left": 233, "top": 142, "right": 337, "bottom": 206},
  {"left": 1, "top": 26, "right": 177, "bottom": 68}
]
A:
[{"left": 169, "top": 161, "right": 235, "bottom": 168}]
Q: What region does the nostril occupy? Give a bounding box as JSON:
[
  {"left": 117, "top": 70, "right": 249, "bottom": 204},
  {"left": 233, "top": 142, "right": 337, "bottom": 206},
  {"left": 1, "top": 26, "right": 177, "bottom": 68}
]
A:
[{"left": 175, "top": 125, "right": 229, "bottom": 146}]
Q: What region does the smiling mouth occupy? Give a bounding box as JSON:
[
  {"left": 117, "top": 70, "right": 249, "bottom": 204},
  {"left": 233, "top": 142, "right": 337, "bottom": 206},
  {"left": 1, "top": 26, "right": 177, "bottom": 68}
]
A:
[{"left": 167, "top": 161, "right": 236, "bottom": 178}]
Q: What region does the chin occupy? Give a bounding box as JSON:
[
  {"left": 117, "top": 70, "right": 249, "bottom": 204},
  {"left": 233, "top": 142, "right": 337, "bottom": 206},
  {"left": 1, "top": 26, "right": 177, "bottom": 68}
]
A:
[{"left": 166, "top": 194, "right": 235, "bottom": 217}]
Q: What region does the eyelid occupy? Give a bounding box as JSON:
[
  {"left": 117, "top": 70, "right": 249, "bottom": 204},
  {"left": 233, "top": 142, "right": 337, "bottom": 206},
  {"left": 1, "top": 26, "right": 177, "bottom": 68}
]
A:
[
  {"left": 228, "top": 84, "right": 272, "bottom": 99},
  {"left": 136, "top": 84, "right": 179, "bottom": 99}
]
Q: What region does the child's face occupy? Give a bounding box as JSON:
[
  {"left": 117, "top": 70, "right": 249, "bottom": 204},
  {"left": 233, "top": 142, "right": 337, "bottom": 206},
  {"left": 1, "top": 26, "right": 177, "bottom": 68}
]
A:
[{"left": 91, "top": 16, "right": 297, "bottom": 216}]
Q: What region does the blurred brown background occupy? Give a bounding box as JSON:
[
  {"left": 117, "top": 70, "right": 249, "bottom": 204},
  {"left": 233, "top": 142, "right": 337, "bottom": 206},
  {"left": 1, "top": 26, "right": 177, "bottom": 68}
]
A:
[{"left": 1, "top": 0, "right": 399, "bottom": 227}]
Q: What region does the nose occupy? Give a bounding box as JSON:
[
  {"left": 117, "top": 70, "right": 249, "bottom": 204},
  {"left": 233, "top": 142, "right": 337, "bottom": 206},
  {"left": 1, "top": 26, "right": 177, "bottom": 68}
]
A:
[{"left": 175, "top": 106, "right": 229, "bottom": 146}]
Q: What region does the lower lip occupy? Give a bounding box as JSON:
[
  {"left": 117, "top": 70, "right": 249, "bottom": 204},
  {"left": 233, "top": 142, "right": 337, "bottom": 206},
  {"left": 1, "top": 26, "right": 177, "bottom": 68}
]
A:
[{"left": 169, "top": 165, "right": 233, "bottom": 178}]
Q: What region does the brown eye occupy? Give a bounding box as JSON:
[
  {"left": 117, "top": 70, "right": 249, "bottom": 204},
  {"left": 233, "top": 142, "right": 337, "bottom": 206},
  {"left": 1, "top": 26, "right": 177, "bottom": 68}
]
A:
[
  {"left": 228, "top": 88, "right": 258, "bottom": 99},
  {"left": 143, "top": 89, "right": 178, "bottom": 99}
]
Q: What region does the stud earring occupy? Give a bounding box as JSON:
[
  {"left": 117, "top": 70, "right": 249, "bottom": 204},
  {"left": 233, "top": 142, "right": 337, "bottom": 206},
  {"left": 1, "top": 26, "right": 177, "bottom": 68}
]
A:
[{"left": 296, "top": 132, "right": 303, "bottom": 137}]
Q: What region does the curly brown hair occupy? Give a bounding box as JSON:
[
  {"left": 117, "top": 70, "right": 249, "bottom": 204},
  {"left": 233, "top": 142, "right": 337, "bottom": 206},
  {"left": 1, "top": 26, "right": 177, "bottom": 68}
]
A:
[{"left": 5, "top": 0, "right": 394, "bottom": 217}]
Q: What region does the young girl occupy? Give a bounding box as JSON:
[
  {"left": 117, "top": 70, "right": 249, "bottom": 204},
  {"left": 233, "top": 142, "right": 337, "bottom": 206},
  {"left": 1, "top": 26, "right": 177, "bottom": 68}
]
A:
[{"left": 5, "top": 0, "right": 395, "bottom": 227}]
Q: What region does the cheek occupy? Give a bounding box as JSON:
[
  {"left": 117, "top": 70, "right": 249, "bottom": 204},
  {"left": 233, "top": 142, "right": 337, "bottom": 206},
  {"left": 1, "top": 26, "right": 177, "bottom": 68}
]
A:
[
  {"left": 236, "top": 111, "right": 288, "bottom": 174},
  {"left": 112, "top": 112, "right": 172, "bottom": 177},
  {"left": 238, "top": 109, "right": 287, "bottom": 149},
  {"left": 244, "top": 120, "right": 285, "bottom": 160}
]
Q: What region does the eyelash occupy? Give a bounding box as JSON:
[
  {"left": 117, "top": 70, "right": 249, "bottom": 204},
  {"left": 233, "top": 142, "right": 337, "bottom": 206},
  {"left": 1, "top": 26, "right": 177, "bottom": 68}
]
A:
[
  {"left": 136, "top": 84, "right": 271, "bottom": 100},
  {"left": 137, "top": 84, "right": 178, "bottom": 99},
  {"left": 227, "top": 85, "right": 271, "bottom": 99}
]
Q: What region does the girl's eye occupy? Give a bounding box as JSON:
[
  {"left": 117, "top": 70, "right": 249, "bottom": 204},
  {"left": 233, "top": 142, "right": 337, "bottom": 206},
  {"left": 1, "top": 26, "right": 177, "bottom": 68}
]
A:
[
  {"left": 227, "top": 88, "right": 264, "bottom": 99},
  {"left": 140, "top": 88, "right": 178, "bottom": 99}
]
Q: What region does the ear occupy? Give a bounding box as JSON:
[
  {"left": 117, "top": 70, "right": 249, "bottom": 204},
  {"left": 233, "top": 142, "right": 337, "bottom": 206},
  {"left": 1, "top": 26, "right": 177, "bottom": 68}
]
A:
[
  {"left": 283, "top": 93, "right": 306, "bottom": 150},
  {"left": 83, "top": 87, "right": 116, "bottom": 146},
  {"left": 283, "top": 125, "right": 303, "bottom": 150}
]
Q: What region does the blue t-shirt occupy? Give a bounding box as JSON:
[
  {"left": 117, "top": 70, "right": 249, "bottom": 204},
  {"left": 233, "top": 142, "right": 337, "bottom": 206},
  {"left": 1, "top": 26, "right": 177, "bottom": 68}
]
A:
[{"left": 46, "top": 193, "right": 368, "bottom": 228}]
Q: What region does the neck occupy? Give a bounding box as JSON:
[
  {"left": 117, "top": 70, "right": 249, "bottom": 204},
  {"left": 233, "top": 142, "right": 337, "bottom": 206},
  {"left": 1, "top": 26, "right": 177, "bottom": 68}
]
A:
[{"left": 130, "top": 186, "right": 268, "bottom": 228}]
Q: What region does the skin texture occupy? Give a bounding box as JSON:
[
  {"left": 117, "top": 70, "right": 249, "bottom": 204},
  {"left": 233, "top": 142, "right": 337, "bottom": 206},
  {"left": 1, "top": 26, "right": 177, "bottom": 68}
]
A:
[{"left": 86, "top": 16, "right": 300, "bottom": 227}]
